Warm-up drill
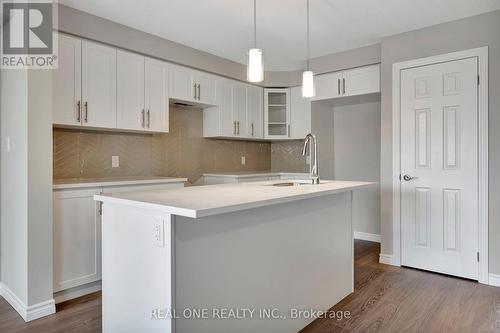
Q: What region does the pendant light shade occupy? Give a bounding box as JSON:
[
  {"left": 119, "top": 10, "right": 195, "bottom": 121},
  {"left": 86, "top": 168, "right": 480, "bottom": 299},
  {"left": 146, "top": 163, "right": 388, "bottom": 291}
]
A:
[
  {"left": 302, "top": 70, "right": 315, "bottom": 98},
  {"left": 248, "top": 48, "right": 264, "bottom": 82},
  {"left": 247, "top": 0, "right": 264, "bottom": 82},
  {"left": 302, "top": 0, "right": 315, "bottom": 97}
]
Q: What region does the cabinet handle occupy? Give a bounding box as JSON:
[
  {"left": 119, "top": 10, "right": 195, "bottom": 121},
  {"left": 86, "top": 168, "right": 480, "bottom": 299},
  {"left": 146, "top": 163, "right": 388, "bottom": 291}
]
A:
[
  {"left": 76, "top": 100, "right": 81, "bottom": 122},
  {"left": 147, "top": 110, "right": 151, "bottom": 128},
  {"left": 343, "top": 78, "right": 346, "bottom": 95},
  {"left": 194, "top": 83, "right": 198, "bottom": 100},
  {"left": 288, "top": 124, "right": 291, "bottom": 137},
  {"left": 251, "top": 123, "right": 254, "bottom": 136},
  {"left": 197, "top": 84, "right": 201, "bottom": 100},
  {"left": 141, "top": 109, "right": 145, "bottom": 127},
  {"left": 237, "top": 121, "right": 240, "bottom": 135},
  {"left": 233, "top": 121, "right": 237, "bottom": 135},
  {"left": 98, "top": 202, "right": 103, "bottom": 216},
  {"left": 337, "top": 79, "right": 341, "bottom": 95},
  {"left": 84, "top": 102, "right": 88, "bottom": 123}
]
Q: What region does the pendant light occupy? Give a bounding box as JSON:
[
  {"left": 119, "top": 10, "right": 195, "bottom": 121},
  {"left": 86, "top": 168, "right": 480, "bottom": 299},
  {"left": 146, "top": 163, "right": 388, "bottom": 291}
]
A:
[
  {"left": 302, "top": 0, "right": 315, "bottom": 97},
  {"left": 247, "top": 0, "right": 264, "bottom": 82}
]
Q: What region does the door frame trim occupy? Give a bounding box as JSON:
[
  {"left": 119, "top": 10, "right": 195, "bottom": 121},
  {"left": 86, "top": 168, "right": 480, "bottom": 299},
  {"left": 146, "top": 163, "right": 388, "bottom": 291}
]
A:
[{"left": 390, "top": 47, "right": 489, "bottom": 284}]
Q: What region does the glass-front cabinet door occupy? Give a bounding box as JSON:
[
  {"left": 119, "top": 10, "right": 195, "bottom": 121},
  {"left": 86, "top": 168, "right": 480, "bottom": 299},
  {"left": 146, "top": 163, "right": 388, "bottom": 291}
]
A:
[{"left": 264, "top": 88, "right": 290, "bottom": 139}]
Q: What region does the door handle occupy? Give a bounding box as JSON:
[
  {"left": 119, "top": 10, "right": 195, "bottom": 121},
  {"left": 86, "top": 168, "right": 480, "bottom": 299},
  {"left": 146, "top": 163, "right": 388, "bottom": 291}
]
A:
[
  {"left": 403, "top": 174, "right": 418, "bottom": 181},
  {"left": 84, "top": 102, "right": 88, "bottom": 123},
  {"left": 77, "top": 100, "right": 81, "bottom": 122}
]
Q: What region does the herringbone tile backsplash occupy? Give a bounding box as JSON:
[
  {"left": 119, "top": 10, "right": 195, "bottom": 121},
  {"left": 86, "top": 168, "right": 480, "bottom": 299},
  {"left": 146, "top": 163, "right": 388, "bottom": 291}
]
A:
[{"left": 53, "top": 105, "right": 271, "bottom": 183}]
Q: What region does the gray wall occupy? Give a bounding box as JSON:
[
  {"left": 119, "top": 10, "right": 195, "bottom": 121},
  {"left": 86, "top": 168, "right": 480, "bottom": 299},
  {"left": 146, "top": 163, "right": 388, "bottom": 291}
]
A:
[
  {"left": 333, "top": 96, "right": 381, "bottom": 235},
  {"left": 379, "top": 9, "right": 500, "bottom": 275},
  {"left": 0, "top": 69, "right": 53, "bottom": 307},
  {"left": 311, "top": 102, "right": 335, "bottom": 180}
]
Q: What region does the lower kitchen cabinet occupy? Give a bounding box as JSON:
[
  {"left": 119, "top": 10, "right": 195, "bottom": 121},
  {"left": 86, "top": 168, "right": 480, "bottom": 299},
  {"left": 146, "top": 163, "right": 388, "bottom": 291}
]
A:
[
  {"left": 53, "top": 188, "right": 102, "bottom": 293},
  {"left": 53, "top": 181, "right": 185, "bottom": 297}
]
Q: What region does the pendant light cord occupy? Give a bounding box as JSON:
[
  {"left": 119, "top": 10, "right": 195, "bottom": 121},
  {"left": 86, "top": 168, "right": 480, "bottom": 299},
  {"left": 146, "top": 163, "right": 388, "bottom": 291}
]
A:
[
  {"left": 306, "top": 0, "right": 310, "bottom": 70},
  {"left": 254, "top": 0, "right": 257, "bottom": 48}
]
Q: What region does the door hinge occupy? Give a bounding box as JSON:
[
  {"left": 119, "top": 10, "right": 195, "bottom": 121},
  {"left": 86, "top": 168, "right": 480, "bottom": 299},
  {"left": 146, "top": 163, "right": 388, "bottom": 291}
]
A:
[
  {"left": 477, "top": 252, "right": 480, "bottom": 262},
  {"left": 477, "top": 75, "right": 480, "bottom": 85}
]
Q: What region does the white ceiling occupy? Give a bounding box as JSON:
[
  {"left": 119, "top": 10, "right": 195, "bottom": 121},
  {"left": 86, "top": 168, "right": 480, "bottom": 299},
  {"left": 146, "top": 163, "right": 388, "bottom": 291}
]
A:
[{"left": 60, "top": 0, "right": 500, "bottom": 71}]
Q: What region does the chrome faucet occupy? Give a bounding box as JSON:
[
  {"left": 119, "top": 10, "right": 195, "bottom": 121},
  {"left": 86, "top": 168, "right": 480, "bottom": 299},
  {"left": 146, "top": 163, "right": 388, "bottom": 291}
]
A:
[{"left": 302, "top": 133, "right": 320, "bottom": 184}]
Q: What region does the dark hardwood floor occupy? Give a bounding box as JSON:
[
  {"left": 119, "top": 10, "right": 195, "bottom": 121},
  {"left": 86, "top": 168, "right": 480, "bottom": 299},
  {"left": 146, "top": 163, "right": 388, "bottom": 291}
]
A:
[{"left": 1, "top": 240, "right": 499, "bottom": 332}]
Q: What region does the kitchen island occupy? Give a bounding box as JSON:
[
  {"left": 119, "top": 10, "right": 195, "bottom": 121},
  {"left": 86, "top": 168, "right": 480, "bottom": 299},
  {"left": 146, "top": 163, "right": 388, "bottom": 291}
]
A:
[{"left": 95, "top": 180, "right": 373, "bottom": 333}]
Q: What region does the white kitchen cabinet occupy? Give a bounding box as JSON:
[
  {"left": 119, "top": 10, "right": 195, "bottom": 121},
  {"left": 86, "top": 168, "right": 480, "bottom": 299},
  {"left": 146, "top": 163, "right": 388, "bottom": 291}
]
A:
[
  {"left": 247, "top": 85, "right": 263, "bottom": 138},
  {"left": 234, "top": 84, "right": 248, "bottom": 137},
  {"left": 193, "top": 70, "right": 218, "bottom": 105},
  {"left": 169, "top": 64, "right": 194, "bottom": 102},
  {"left": 145, "top": 58, "right": 169, "bottom": 132},
  {"left": 169, "top": 64, "right": 218, "bottom": 106},
  {"left": 342, "top": 64, "right": 380, "bottom": 97},
  {"left": 311, "top": 71, "right": 343, "bottom": 101},
  {"left": 53, "top": 181, "right": 185, "bottom": 298},
  {"left": 312, "top": 64, "right": 380, "bottom": 101},
  {"left": 53, "top": 188, "right": 102, "bottom": 292},
  {"left": 290, "top": 86, "right": 311, "bottom": 139},
  {"left": 117, "top": 50, "right": 145, "bottom": 131},
  {"left": 81, "top": 40, "right": 117, "bottom": 128},
  {"left": 53, "top": 34, "right": 82, "bottom": 126},
  {"left": 264, "top": 88, "right": 291, "bottom": 139}
]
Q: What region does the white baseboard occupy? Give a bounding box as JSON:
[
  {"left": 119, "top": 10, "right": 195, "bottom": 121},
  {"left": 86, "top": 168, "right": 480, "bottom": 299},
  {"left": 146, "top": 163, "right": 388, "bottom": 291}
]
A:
[
  {"left": 379, "top": 253, "right": 399, "bottom": 266},
  {"left": 489, "top": 274, "right": 500, "bottom": 287},
  {"left": 354, "top": 231, "right": 381, "bottom": 243},
  {"left": 54, "top": 281, "right": 101, "bottom": 304},
  {"left": 0, "top": 282, "right": 55, "bottom": 322}
]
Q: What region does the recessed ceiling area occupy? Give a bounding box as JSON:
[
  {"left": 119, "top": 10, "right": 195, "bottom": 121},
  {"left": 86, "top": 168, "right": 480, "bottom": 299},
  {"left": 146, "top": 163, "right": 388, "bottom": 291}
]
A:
[{"left": 59, "top": 0, "right": 500, "bottom": 71}]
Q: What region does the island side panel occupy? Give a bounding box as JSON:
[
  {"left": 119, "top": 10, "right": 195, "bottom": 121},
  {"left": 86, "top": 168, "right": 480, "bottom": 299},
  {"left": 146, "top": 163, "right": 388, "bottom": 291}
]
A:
[
  {"left": 174, "top": 192, "right": 353, "bottom": 333},
  {"left": 101, "top": 204, "right": 173, "bottom": 333}
]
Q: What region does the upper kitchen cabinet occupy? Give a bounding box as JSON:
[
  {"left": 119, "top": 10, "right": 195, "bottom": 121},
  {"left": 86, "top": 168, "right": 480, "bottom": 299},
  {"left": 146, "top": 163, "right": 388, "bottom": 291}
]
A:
[
  {"left": 311, "top": 71, "right": 343, "bottom": 101},
  {"left": 81, "top": 40, "right": 117, "bottom": 128},
  {"left": 247, "top": 85, "right": 263, "bottom": 138},
  {"left": 144, "top": 58, "right": 169, "bottom": 132},
  {"left": 169, "top": 64, "right": 218, "bottom": 106},
  {"left": 342, "top": 64, "right": 380, "bottom": 96},
  {"left": 311, "top": 64, "right": 380, "bottom": 101},
  {"left": 117, "top": 51, "right": 169, "bottom": 132},
  {"left": 117, "top": 50, "right": 145, "bottom": 131},
  {"left": 289, "top": 86, "right": 311, "bottom": 139},
  {"left": 264, "top": 88, "right": 290, "bottom": 139},
  {"left": 53, "top": 34, "right": 82, "bottom": 126}
]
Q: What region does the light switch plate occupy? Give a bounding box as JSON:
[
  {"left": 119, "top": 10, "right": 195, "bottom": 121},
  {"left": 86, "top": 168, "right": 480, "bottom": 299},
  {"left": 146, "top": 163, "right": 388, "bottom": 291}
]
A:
[
  {"left": 241, "top": 156, "right": 246, "bottom": 165},
  {"left": 112, "top": 156, "right": 119, "bottom": 168}
]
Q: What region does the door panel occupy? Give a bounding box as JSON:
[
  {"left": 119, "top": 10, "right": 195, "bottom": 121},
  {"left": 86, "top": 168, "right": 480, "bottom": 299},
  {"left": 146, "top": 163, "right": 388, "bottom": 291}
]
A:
[
  {"left": 247, "top": 86, "right": 263, "bottom": 138},
  {"left": 400, "top": 57, "right": 478, "bottom": 279},
  {"left": 53, "top": 189, "right": 102, "bottom": 292},
  {"left": 145, "top": 58, "right": 169, "bottom": 132},
  {"left": 117, "top": 50, "right": 145, "bottom": 130},
  {"left": 82, "top": 41, "right": 117, "bottom": 128},
  {"left": 311, "top": 72, "right": 342, "bottom": 101},
  {"left": 343, "top": 64, "right": 380, "bottom": 97},
  {"left": 53, "top": 34, "right": 82, "bottom": 126},
  {"left": 169, "top": 64, "right": 194, "bottom": 102},
  {"left": 194, "top": 71, "right": 217, "bottom": 105}
]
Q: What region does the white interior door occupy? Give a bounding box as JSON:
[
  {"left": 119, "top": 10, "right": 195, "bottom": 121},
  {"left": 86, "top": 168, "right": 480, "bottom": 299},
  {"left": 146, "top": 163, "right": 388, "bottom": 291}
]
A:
[{"left": 400, "top": 57, "right": 478, "bottom": 279}]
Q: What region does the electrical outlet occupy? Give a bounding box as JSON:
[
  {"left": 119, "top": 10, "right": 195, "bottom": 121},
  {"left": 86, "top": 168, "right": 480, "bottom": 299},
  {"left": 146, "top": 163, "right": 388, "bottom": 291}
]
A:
[
  {"left": 241, "top": 156, "right": 246, "bottom": 165},
  {"left": 112, "top": 156, "right": 119, "bottom": 168},
  {"left": 306, "top": 156, "right": 311, "bottom": 165},
  {"left": 153, "top": 219, "right": 164, "bottom": 247}
]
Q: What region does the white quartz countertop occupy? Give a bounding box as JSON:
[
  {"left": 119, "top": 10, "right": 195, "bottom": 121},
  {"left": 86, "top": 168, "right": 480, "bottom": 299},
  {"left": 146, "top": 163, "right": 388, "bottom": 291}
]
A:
[
  {"left": 95, "top": 180, "right": 374, "bottom": 218},
  {"left": 203, "top": 171, "right": 309, "bottom": 178},
  {"left": 53, "top": 176, "right": 188, "bottom": 190}
]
